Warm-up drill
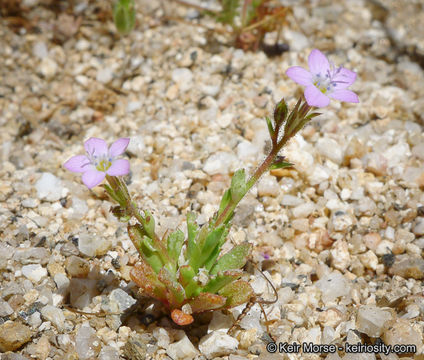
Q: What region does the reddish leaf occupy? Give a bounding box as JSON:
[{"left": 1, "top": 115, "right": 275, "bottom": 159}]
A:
[
  {"left": 171, "top": 309, "right": 194, "bottom": 326},
  {"left": 189, "top": 292, "right": 226, "bottom": 313}
]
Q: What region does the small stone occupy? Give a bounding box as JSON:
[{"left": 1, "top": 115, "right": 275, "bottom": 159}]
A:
[
  {"left": 292, "top": 202, "right": 315, "bottom": 218},
  {"left": 356, "top": 305, "right": 392, "bottom": 337},
  {"left": 359, "top": 250, "right": 379, "bottom": 270},
  {"left": 99, "top": 346, "right": 120, "bottom": 360},
  {"left": 383, "top": 318, "right": 422, "bottom": 349},
  {"left": 65, "top": 255, "right": 90, "bottom": 278},
  {"left": 71, "top": 197, "right": 88, "bottom": 218},
  {"left": 13, "top": 247, "right": 50, "bottom": 265},
  {"left": 35, "top": 173, "right": 65, "bottom": 202},
  {"left": 41, "top": 305, "right": 65, "bottom": 331},
  {"left": 153, "top": 327, "right": 171, "bottom": 348},
  {"left": 28, "top": 312, "right": 42, "bottom": 328},
  {"left": 166, "top": 334, "right": 198, "bottom": 360},
  {"left": 109, "top": 289, "right": 137, "bottom": 312},
  {"left": 78, "top": 233, "right": 111, "bottom": 257},
  {"left": 22, "top": 198, "right": 38, "bottom": 208},
  {"left": 257, "top": 175, "right": 280, "bottom": 197},
  {"left": 389, "top": 255, "right": 424, "bottom": 279},
  {"left": 330, "top": 240, "right": 351, "bottom": 271},
  {"left": 54, "top": 273, "right": 70, "bottom": 293},
  {"left": 203, "top": 152, "right": 236, "bottom": 175},
  {"left": 22, "top": 264, "right": 47, "bottom": 283},
  {"left": 0, "top": 321, "right": 32, "bottom": 352},
  {"left": 0, "top": 299, "right": 13, "bottom": 317},
  {"left": 26, "top": 334, "right": 50, "bottom": 359},
  {"left": 412, "top": 217, "right": 424, "bottom": 236},
  {"left": 39, "top": 58, "right": 58, "bottom": 79},
  {"left": 126, "top": 101, "right": 142, "bottom": 113},
  {"left": 317, "top": 308, "right": 344, "bottom": 327},
  {"left": 281, "top": 195, "right": 303, "bottom": 206},
  {"left": 33, "top": 41, "right": 48, "bottom": 59},
  {"left": 47, "top": 262, "right": 66, "bottom": 277},
  {"left": 217, "top": 113, "right": 233, "bottom": 128},
  {"left": 315, "top": 272, "right": 350, "bottom": 303},
  {"left": 96, "top": 67, "right": 113, "bottom": 84},
  {"left": 329, "top": 211, "right": 353, "bottom": 232},
  {"left": 316, "top": 138, "right": 343, "bottom": 164},
  {"left": 171, "top": 68, "right": 193, "bottom": 92},
  {"left": 363, "top": 232, "right": 381, "bottom": 251},
  {"left": 198, "top": 332, "right": 238, "bottom": 359},
  {"left": 75, "top": 323, "right": 101, "bottom": 359},
  {"left": 237, "top": 140, "right": 260, "bottom": 161}
]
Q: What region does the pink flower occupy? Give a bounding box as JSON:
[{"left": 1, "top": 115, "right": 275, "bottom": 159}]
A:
[
  {"left": 64, "top": 137, "right": 130, "bottom": 189},
  {"left": 286, "top": 49, "right": 359, "bottom": 108}
]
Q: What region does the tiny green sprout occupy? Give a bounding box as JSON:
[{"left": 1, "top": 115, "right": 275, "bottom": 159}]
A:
[{"left": 113, "top": 0, "right": 136, "bottom": 35}]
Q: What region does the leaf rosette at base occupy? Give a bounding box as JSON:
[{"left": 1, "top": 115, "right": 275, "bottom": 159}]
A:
[{"left": 128, "top": 213, "right": 253, "bottom": 325}]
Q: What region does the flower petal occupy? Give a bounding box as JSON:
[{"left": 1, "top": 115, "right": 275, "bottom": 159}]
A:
[
  {"left": 84, "top": 137, "right": 108, "bottom": 157},
  {"left": 329, "top": 89, "right": 359, "bottom": 103},
  {"left": 331, "top": 67, "right": 357, "bottom": 89},
  {"left": 304, "top": 85, "right": 330, "bottom": 108},
  {"left": 63, "top": 155, "right": 90, "bottom": 173},
  {"left": 308, "top": 49, "right": 330, "bottom": 76},
  {"left": 109, "top": 138, "right": 130, "bottom": 158},
  {"left": 285, "top": 66, "right": 312, "bottom": 86},
  {"left": 106, "top": 159, "right": 130, "bottom": 176},
  {"left": 82, "top": 169, "right": 106, "bottom": 189}
]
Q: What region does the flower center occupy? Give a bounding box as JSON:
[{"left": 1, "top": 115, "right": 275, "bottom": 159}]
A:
[
  {"left": 312, "top": 65, "right": 346, "bottom": 95},
  {"left": 86, "top": 150, "right": 113, "bottom": 172}
]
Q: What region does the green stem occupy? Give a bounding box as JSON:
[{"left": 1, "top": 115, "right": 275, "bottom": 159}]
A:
[{"left": 215, "top": 98, "right": 313, "bottom": 227}]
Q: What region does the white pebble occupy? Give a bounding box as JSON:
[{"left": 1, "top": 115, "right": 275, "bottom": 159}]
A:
[
  {"left": 76, "top": 323, "right": 101, "bottom": 359},
  {"left": 316, "top": 271, "right": 350, "bottom": 303},
  {"left": 166, "top": 335, "right": 198, "bottom": 360},
  {"left": 356, "top": 305, "right": 392, "bottom": 337},
  {"left": 41, "top": 305, "right": 66, "bottom": 332},
  {"left": 36, "top": 173, "right": 66, "bottom": 202},
  {"left": 203, "top": 152, "right": 236, "bottom": 175},
  {"left": 33, "top": 41, "right": 48, "bottom": 59},
  {"left": 78, "top": 233, "right": 111, "bottom": 257},
  {"left": 198, "top": 332, "right": 238, "bottom": 359},
  {"left": 292, "top": 202, "right": 315, "bottom": 218},
  {"left": 109, "top": 289, "right": 137, "bottom": 312},
  {"left": 39, "top": 57, "right": 58, "bottom": 79},
  {"left": 96, "top": 67, "right": 113, "bottom": 83},
  {"left": 316, "top": 138, "right": 343, "bottom": 164},
  {"left": 171, "top": 68, "right": 193, "bottom": 92},
  {"left": 22, "top": 264, "right": 47, "bottom": 283}
]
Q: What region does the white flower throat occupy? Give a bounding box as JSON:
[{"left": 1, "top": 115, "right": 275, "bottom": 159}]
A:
[{"left": 313, "top": 64, "right": 346, "bottom": 94}]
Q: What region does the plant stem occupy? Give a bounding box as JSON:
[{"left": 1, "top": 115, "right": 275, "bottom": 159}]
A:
[{"left": 215, "top": 98, "right": 313, "bottom": 227}]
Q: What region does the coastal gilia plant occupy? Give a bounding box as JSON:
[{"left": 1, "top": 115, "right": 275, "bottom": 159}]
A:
[{"left": 64, "top": 49, "right": 358, "bottom": 326}]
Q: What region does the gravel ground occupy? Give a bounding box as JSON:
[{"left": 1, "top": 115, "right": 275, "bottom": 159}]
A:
[{"left": 1, "top": 0, "right": 423, "bottom": 359}]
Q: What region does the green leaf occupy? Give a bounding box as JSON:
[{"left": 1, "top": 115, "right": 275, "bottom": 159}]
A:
[
  {"left": 140, "top": 236, "right": 163, "bottom": 273},
  {"left": 215, "top": 0, "right": 240, "bottom": 25},
  {"left": 103, "top": 184, "right": 122, "bottom": 204},
  {"left": 142, "top": 210, "right": 155, "bottom": 238},
  {"left": 179, "top": 265, "right": 201, "bottom": 298},
  {"left": 269, "top": 160, "right": 293, "bottom": 170},
  {"left": 218, "top": 279, "right": 254, "bottom": 308},
  {"left": 188, "top": 292, "right": 226, "bottom": 313},
  {"left": 202, "top": 270, "right": 242, "bottom": 294},
  {"left": 198, "top": 226, "right": 226, "bottom": 268},
  {"left": 230, "top": 169, "right": 247, "bottom": 202},
  {"left": 186, "top": 213, "right": 201, "bottom": 272},
  {"left": 158, "top": 267, "right": 186, "bottom": 307},
  {"left": 265, "top": 116, "right": 275, "bottom": 138},
  {"left": 218, "top": 189, "right": 232, "bottom": 215},
  {"left": 167, "top": 229, "right": 184, "bottom": 262},
  {"left": 211, "top": 243, "right": 250, "bottom": 275},
  {"left": 130, "top": 262, "right": 167, "bottom": 302},
  {"left": 274, "top": 98, "right": 289, "bottom": 126},
  {"left": 113, "top": 0, "right": 136, "bottom": 35}
]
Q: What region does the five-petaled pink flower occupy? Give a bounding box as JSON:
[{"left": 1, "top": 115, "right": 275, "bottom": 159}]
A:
[
  {"left": 286, "top": 49, "right": 359, "bottom": 108},
  {"left": 64, "top": 137, "right": 130, "bottom": 189}
]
